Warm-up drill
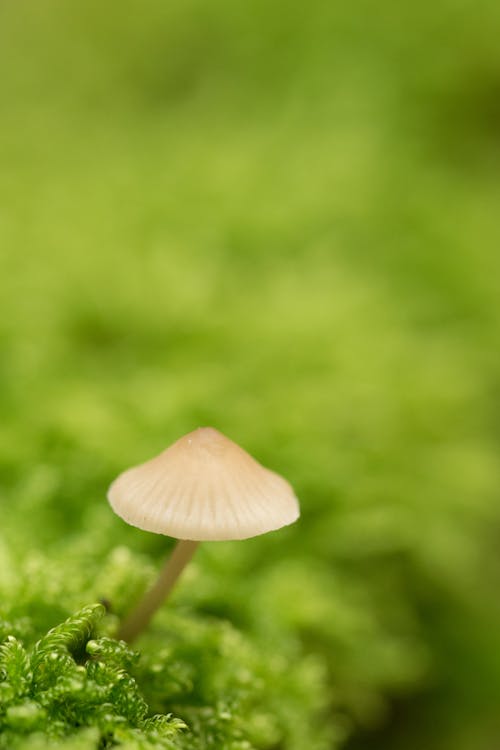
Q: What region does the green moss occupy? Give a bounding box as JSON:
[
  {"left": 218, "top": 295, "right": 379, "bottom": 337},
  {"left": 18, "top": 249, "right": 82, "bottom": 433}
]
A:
[
  {"left": 0, "top": 605, "right": 182, "bottom": 748},
  {"left": 1, "top": 0, "right": 500, "bottom": 748}
]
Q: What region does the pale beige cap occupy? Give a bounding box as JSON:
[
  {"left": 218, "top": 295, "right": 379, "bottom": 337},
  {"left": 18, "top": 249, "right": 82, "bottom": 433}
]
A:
[{"left": 107, "top": 427, "right": 300, "bottom": 541}]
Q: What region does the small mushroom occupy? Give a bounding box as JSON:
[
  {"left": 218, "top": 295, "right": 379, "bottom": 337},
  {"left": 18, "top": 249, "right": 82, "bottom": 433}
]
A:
[{"left": 108, "top": 426, "right": 300, "bottom": 642}]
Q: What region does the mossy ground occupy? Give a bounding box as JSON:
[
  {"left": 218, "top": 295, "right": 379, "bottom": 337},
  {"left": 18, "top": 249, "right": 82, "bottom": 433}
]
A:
[{"left": 1, "top": 1, "right": 500, "bottom": 748}]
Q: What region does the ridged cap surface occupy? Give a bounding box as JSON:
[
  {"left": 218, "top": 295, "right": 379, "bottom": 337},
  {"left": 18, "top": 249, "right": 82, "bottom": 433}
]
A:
[{"left": 108, "top": 427, "right": 300, "bottom": 541}]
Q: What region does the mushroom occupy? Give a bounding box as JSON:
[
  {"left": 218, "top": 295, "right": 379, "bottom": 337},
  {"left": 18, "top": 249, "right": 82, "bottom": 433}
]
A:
[{"left": 107, "top": 426, "right": 300, "bottom": 642}]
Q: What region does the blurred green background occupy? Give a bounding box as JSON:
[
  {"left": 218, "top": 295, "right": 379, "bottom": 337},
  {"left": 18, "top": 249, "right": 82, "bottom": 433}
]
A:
[{"left": 1, "top": 1, "right": 500, "bottom": 748}]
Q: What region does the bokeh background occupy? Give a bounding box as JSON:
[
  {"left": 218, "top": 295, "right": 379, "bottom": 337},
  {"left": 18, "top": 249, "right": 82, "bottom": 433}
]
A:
[{"left": 1, "top": 1, "right": 500, "bottom": 749}]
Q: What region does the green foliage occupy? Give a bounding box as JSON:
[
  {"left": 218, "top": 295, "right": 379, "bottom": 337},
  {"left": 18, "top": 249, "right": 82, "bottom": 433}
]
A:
[
  {"left": 0, "top": 605, "right": 185, "bottom": 749},
  {"left": 0, "top": 545, "right": 336, "bottom": 750}
]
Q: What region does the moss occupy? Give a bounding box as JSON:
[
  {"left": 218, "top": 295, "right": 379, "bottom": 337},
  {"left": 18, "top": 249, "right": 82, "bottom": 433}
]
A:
[{"left": 1, "top": 1, "right": 500, "bottom": 748}]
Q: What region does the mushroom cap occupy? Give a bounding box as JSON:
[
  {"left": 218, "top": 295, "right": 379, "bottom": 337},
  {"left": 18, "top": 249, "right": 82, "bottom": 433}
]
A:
[{"left": 107, "top": 427, "right": 300, "bottom": 541}]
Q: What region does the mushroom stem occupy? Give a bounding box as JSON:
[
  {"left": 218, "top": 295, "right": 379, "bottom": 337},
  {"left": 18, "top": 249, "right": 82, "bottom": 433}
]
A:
[{"left": 117, "top": 539, "right": 199, "bottom": 643}]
